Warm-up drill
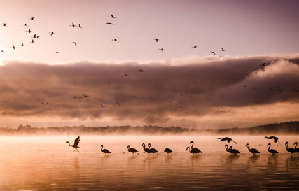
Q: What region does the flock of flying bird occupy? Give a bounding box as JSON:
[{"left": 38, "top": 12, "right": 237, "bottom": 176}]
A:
[
  {"left": 1, "top": 15, "right": 227, "bottom": 57},
  {"left": 66, "top": 135, "right": 299, "bottom": 155}
]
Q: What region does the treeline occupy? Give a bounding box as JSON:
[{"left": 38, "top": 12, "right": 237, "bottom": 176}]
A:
[
  {"left": 0, "top": 121, "right": 298, "bottom": 135},
  {"left": 213, "top": 121, "right": 299, "bottom": 135},
  {"left": 0, "top": 124, "right": 194, "bottom": 135}
]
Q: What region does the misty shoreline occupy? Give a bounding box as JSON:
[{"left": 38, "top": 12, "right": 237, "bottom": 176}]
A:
[{"left": 0, "top": 121, "right": 298, "bottom": 136}]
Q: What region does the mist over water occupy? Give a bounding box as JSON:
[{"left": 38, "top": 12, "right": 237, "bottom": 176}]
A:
[{"left": 1, "top": 136, "right": 299, "bottom": 191}]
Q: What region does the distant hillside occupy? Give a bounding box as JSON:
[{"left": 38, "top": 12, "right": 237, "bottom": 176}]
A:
[{"left": 213, "top": 121, "right": 299, "bottom": 135}]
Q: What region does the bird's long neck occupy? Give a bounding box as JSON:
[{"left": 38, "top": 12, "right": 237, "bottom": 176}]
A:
[
  {"left": 295, "top": 143, "right": 298, "bottom": 149},
  {"left": 268, "top": 145, "right": 271, "bottom": 151},
  {"left": 246, "top": 145, "right": 250, "bottom": 151},
  {"left": 285, "top": 143, "right": 288, "bottom": 149}
]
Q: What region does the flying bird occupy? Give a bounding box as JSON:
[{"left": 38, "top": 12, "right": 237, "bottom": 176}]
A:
[
  {"left": 20, "top": 43, "right": 24, "bottom": 47},
  {"left": 217, "top": 137, "right": 237, "bottom": 144},
  {"left": 78, "top": 24, "right": 83, "bottom": 29},
  {"left": 11, "top": 45, "right": 16, "bottom": 50},
  {"left": 49, "top": 32, "right": 55, "bottom": 36},
  {"left": 23, "top": 23, "right": 28, "bottom": 27},
  {"left": 30, "top": 39, "right": 35, "bottom": 43},
  {"left": 221, "top": 48, "right": 226, "bottom": 51},
  {"left": 29, "top": 16, "right": 35, "bottom": 21},
  {"left": 158, "top": 48, "right": 164, "bottom": 52},
  {"left": 0, "top": 50, "right": 4, "bottom": 53},
  {"left": 66, "top": 136, "right": 80, "bottom": 152},
  {"left": 70, "top": 22, "right": 76, "bottom": 27},
  {"left": 33, "top": 34, "right": 39, "bottom": 38},
  {"left": 2, "top": 23, "right": 7, "bottom": 27},
  {"left": 26, "top": 29, "right": 32, "bottom": 33},
  {"left": 154, "top": 38, "right": 159, "bottom": 43},
  {"left": 106, "top": 22, "right": 113, "bottom": 25},
  {"left": 112, "top": 38, "right": 118, "bottom": 42},
  {"left": 111, "top": 14, "right": 117, "bottom": 18},
  {"left": 192, "top": 45, "right": 197, "bottom": 49},
  {"left": 210, "top": 51, "right": 216, "bottom": 55},
  {"left": 72, "top": 42, "right": 77, "bottom": 46},
  {"left": 265, "top": 136, "right": 281, "bottom": 145}
]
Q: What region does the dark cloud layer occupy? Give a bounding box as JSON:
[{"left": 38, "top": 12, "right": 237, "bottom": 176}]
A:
[{"left": 0, "top": 56, "right": 298, "bottom": 123}]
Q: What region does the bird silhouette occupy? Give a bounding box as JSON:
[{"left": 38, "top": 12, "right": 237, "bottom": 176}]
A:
[
  {"left": 78, "top": 24, "right": 83, "bottom": 29},
  {"left": 26, "top": 29, "right": 32, "bottom": 33},
  {"left": 158, "top": 48, "right": 164, "bottom": 52},
  {"left": 225, "top": 144, "right": 231, "bottom": 153},
  {"left": 154, "top": 38, "right": 159, "bottom": 43},
  {"left": 111, "top": 14, "right": 117, "bottom": 18},
  {"left": 32, "top": 34, "right": 39, "bottom": 39},
  {"left": 221, "top": 48, "right": 226, "bottom": 51},
  {"left": 112, "top": 38, "right": 118, "bottom": 42},
  {"left": 148, "top": 143, "right": 158, "bottom": 153},
  {"left": 217, "top": 137, "right": 237, "bottom": 144},
  {"left": 0, "top": 50, "right": 4, "bottom": 53},
  {"left": 142, "top": 143, "right": 150, "bottom": 153},
  {"left": 229, "top": 146, "right": 240, "bottom": 154},
  {"left": 70, "top": 22, "right": 76, "bottom": 27},
  {"left": 246, "top": 143, "right": 260, "bottom": 155},
  {"left": 11, "top": 45, "right": 16, "bottom": 50},
  {"left": 285, "top": 141, "right": 296, "bottom": 154},
  {"left": 210, "top": 51, "right": 216, "bottom": 55},
  {"left": 192, "top": 45, "right": 197, "bottom": 49},
  {"left": 267, "top": 143, "right": 279, "bottom": 154},
  {"left": 127, "top": 145, "right": 138, "bottom": 154},
  {"left": 73, "top": 42, "right": 77, "bottom": 46},
  {"left": 100, "top": 145, "right": 111, "bottom": 154},
  {"left": 2, "top": 23, "right": 7, "bottom": 27},
  {"left": 23, "top": 23, "right": 28, "bottom": 27},
  {"left": 106, "top": 22, "right": 113, "bottom": 25},
  {"left": 66, "top": 136, "right": 80, "bottom": 152},
  {"left": 186, "top": 141, "right": 202, "bottom": 154},
  {"left": 265, "top": 136, "right": 281, "bottom": 145},
  {"left": 30, "top": 39, "right": 35, "bottom": 44},
  {"left": 20, "top": 43, "right": 24, "bottom": 47},
  {"left": 164, "top": 148, "right": 172, "bottom": 154},
  {"left": 49, "top": 32, "right": 55, "bottom": 36},
  {"left": 293, "top": 142, "right": 299, "bottom": 152},
  {"left": 29, "top": 16, "right": 35, "bottom": 21}
]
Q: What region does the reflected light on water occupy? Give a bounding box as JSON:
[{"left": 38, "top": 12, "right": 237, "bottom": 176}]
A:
[{"left": 0, "top": 136, "right": 299, "bottom": 191}]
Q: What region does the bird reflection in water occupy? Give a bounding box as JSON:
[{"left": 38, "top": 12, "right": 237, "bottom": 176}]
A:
[
  {"left": 267, "top": 154, "right": 278, "bottom": 170},
  {"left": 285, "top": 155, "right": 299, "bottom": 169}
]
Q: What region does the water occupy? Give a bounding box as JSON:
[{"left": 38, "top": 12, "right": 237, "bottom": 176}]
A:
[{"left": 1, "top": 136, "right": 299, "bottom": 191}]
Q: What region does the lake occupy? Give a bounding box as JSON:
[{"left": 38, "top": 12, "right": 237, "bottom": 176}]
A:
[{"left": 1, "top": 136, "right": 299, "bottom": 191}]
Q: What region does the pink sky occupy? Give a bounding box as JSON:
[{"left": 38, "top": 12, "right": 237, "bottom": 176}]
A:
[{"left": 0, "top": 0, "right": 298, "bottom": 129}]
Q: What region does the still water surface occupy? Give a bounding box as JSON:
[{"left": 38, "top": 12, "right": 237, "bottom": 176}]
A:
[{"left": 0, "top": 136, "right": 299, "bottom": 191}]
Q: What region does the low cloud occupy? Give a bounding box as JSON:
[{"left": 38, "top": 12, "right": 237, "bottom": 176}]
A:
[{"left": 0, "top": 55, "right": 298, "bottom": 126}]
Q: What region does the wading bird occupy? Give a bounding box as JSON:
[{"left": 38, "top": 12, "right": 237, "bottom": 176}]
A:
[
  {"left": 127, "top": 145, "right": 138, "bottom": 154},
  {"left": 285, "top": 141, "right": 296, "bottom": 154},
  {"left": 66, "top": 136, "right": 80, "bottom": 152},
  {"left": 225, "top": 144, "right": 231, "bottom": 153},
  {"left": 148, "top": 143, "right": 158, "bottom": 153},
  {"left": 229, "top": 146, "right": 240, "bottom": 154},
  {"left": 267, "top": 143, "right": 279, "bottom": 155},
  {"left": 100, "top": 145, "right": 111, "bottom": 154},
  {"left": 246, "top": 143, "right": 260, "bottom": 155},
  {"left": 186, "top": 141, "right": 202, "bottom": 154},
  {"left": 142, "top": 143, "right": 150, "bottom": 153},
  {"left": 164, "top": 148, "right": 173, "bottom": 154},
  {"left": 294, "top": 142, "right": 299, "bottom": 152},
  {"left": 217, "top": 137, "right": 237, "bottom": 144}
]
